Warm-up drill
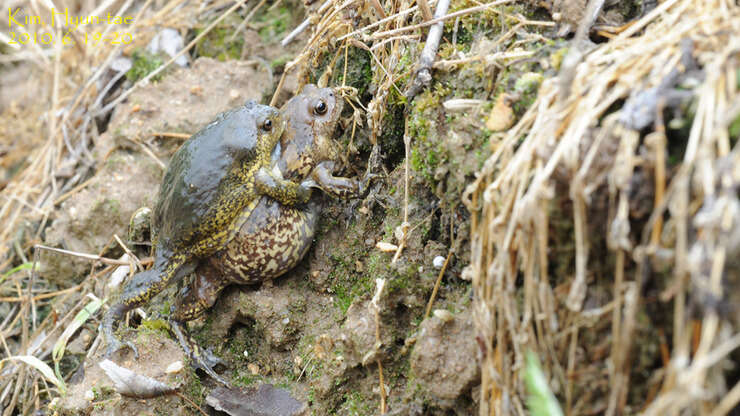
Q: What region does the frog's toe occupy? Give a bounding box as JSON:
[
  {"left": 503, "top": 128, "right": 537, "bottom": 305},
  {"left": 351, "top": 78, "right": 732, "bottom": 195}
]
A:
[
  {"left": 170, "top": 320, "right": 230, "bottom": 386},
  {"left": 191, "top": 349, "right": 230, "bottom": 387},
  {"left": 359, "top": 173, "right": 381, "bottom": 198},
  {"left": 105, "top": 337, "right": 139, "bottom": 359},
  {"left": 201, "top": 347, "right": 224, "bottom": 369}
]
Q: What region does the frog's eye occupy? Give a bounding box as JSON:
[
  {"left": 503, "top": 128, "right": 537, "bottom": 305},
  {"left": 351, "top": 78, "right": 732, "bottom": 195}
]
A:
[
  {"left": 313, "top": 100, "right": 328, "bottom": 116},
  {"left": 261, "top": 119, "right": 273, "bottom": 132}
]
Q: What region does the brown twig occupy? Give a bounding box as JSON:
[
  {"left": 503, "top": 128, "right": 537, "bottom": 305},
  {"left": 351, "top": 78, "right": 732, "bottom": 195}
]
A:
[
  {"left": 405, "top": 0, "right": 450, "bottom": 99},
  {"left": 423, "top": 251, "right": 452, "bottom": 320}
]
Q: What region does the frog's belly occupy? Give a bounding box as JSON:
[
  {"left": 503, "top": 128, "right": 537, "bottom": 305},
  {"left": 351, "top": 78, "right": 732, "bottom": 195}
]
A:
[{"left": 207, "top": 196, "right": 319, "bottom": 284}]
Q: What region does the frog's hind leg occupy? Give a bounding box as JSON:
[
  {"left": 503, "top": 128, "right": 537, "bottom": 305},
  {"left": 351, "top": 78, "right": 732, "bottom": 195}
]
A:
[
  {"left": 172, "top": 265, "right": 229, "bottom": 322},
  {"left": 102, "top": 252, "right": 195, "bottom": 358},
  {"left": 170, "top": 265, "right": 231, "bottom": 385}
]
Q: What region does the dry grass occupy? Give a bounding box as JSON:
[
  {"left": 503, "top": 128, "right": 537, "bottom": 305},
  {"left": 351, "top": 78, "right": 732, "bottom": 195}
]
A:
[{"left": 464, "top": 0, "right": 740, "bottom": 414}]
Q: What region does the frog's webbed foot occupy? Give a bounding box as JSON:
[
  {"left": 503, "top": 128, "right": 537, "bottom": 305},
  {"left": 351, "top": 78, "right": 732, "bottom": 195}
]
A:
[
  {"left": 104, "top": 335, "right": 139, "bottom": 359},
  {"left": 102, "top": 303, "right": 140, "bottom": 358},
  {"left": 358, "top": 143, "right": 384, "bottom": 198},
  {"left": 170, "top": 320, "right": 230, "bottom": 387},
  {"left": 358, "top": 172, "right": 381, "bottom": 199}
]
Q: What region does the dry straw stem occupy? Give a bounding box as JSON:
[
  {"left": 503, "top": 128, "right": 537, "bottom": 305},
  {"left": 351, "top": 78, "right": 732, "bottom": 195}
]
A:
[{"left": 464, "top": 0, "right": 740, "bottom": 415}]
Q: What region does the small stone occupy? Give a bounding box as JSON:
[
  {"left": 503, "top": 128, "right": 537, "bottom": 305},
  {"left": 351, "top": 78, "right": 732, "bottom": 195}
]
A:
[
  {"left": 108, "top": 258, "right": 130, "bottom": 289},
  {"left": 461, "top": 265, "right": 474, "bottom": 281},
  {"left": 394, "top": 222, "right": 409, "bottom": 241},
  {"left": 433, "top": 256, "right": 446, "bottom": 269},
  {"left": 485, "top": 93, "right": 515, "bottom": 132},
  {"left": 243, "top": 350, "right": 249, "bottom": 359},
  {"left": 229, "top": 89, "right": 240, "bottom": 100},
  {"left": 166, "top": 361, "right": 184, "bottom": 374},
  {"left": 376, "top": 241, "right": 398, "bottom": 252},
  {"left": 433, "top": 309, "right": 454, "bottom": 322},
  {"left": 84, "top": 390, "right": 95, "bottom": 401},
  {"left": 248, "top": 363, "right": 260, "bottom": 375},
  {"left": 282, "top": 317, "right": 290, "bottom": 324}
]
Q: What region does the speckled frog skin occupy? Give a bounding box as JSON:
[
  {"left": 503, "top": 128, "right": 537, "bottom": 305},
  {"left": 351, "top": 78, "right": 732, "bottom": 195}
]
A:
[
  {"left": 172, "top": 85, "right": 361, "bottom": 323},
  {"left": 102, "top": 101, "right": 311, "bottom": 358}
]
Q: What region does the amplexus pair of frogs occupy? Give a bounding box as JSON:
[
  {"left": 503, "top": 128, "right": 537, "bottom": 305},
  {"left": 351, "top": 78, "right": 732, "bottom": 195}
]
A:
[{"left": 102, "top": 85, "right": 370, "bottom": 385}]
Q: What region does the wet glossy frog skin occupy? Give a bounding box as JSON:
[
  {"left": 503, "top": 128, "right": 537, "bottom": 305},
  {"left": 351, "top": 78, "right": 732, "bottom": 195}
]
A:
[
  {"left": 102, "top": 101, "right": 311, "bottom": 360},
  {"left": 171, "top": 85, "right": 362, "bottom": 325}
]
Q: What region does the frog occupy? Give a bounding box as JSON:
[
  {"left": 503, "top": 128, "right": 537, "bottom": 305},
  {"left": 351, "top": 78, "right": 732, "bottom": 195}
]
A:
[
  {"left": 102, "top": 101, "right": 312, "bottom": 363},
  {"left": 168, "top": 85, "right": 372, "bottom": 382}
]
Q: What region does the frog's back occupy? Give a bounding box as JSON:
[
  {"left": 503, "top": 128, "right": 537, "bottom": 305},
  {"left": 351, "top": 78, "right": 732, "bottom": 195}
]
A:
[{"left": 154, "top": 107, "right": 260, "bottom": 249}]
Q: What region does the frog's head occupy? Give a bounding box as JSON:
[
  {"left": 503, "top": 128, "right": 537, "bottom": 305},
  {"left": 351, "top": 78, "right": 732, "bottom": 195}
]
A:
[
  {"left": 279, "top": 85, "right": 344, "bottom": 176},
  {"left": 244, "top": 100, "right": 287, "bottom": 158}
]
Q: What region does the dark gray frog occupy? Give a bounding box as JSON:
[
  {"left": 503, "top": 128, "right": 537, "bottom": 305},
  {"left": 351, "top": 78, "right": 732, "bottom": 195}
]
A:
[{"left": 102, "top": 101, "right": 311, "bottom": 366}]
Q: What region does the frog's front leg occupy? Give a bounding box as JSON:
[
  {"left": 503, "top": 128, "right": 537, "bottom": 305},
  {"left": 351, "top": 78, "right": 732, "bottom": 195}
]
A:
[
  {"left": 255, "top": 166, "right": 312, "bottom": 205},
  {"left": 170, "top": 266, "right": 231, "bottom": 386},
  {"left": 102, "top": 252, "right": 195, "bottom": 357},
  {"left": 311, "top": 161, "right": 364, "bottom": 200}
]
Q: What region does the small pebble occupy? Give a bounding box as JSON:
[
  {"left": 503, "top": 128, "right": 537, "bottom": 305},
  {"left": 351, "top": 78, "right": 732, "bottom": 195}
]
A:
[
  {"left": 461, "top": 265, "right": 474, "bottom": 281},
  {"left": 376, "top": 241, "right": 398, "bottom": 252},
  {"left": 282, "top": 317, "right": 290, "bottom": 325},
  {"left": 248, "top": 363, "right": 260, "bottom": 375},
  {"left": 433, "top": 256, "right": 446, "bottom": 269},
  {"left": 229, "top": 89, "right": 240, "bottom": 100},
  {"left": 166, "top": 360, "right": 184, "bottom": 374},
  {"left": 108, "top": 256, "right": 130, "bottom": 289},
  {"left": 433, "top": 309, "right": 454, "bottom": 322},
  {"left": 243, "top": 350, "right": 249, "bottom": 359},
  {"left": 394, "top": 222, "right": 409, "bottom": 241},
  {"left": 84, "top": 390, "right": 95, "bottom": 401}
]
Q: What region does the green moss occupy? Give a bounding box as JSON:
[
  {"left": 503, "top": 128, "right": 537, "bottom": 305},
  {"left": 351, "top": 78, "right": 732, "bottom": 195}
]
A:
[
  {"left": 513, "top": 72, "right": 544, "bottom": 113},
  {"left": 339, "top": 391, "right": 374, "bottom": 415},
  {"left": 232, "top": 371, "right": 262, "bottom": 387},
  {"left": 378, "top": 101, "right": 407, "bottom": 165},
  {"left": 194, "top": 25, "right": 244, "bottom": 61},
  {"left": 255, "top": 6, "right": 292, "bottom": 43},
  {"left": 126, "top": 50, "right": 165, "bottom": 83},
  {"left": 183, "top": 367, "right": 207, "bottom": 405},
  {"left": 139, "top": 318, "right": 170, "bottom": 332},
  {"left": 326, "top": 230, "right": 378, "bottom": 316},
  {"left": 729, "top": 113, "right": 740, "bottom": 146},
  {"left": 330, "top": 47, "right": 374, "bottom": 100},
  {"left": 91, "top": 198, "right": 121, "bottom": 217},
  {"left": 550, "top": 47, "right": 569, "bottom": 71},
  {"left": 270, "top": 54, "right": 291, "bottom": 69}
]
